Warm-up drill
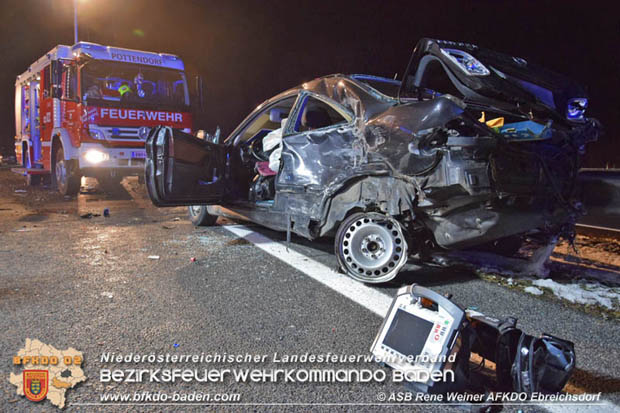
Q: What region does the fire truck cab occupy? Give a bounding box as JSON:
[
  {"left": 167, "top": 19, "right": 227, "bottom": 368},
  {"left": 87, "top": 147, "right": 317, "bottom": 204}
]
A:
[{"left": 14, "top": 42, "right": 192, "bottom": 195}]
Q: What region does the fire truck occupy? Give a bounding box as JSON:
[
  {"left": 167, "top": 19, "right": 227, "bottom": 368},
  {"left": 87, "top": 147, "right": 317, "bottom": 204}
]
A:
[{"left": 13, "top": 42, "right": 193, "bottom": 195}]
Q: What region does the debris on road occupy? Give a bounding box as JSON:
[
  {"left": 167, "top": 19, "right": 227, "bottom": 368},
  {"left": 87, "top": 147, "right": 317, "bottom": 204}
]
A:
[
  {"left": 80, "top": 212, "right": 101, "bottom": 219},
  {"left": 148, "top": 255, "right": 160, "bottom": 260}
]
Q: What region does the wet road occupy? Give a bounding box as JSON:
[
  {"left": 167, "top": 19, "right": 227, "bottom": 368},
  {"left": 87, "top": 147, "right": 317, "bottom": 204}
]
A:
[{"left": 0, "top": 169, "right": 618, "bottom": 412}]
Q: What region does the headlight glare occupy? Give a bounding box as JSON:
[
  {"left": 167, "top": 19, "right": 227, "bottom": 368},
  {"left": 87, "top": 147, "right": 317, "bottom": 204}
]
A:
[{"left": 84, "top": 149, "right": 109, "bottom": 164}]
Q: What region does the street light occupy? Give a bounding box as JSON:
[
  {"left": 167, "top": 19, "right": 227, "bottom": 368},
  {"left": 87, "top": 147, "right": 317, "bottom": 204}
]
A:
[
  {"left": 73, "top": 0, "right": 77, "bottom": 43},
  {"left": 73, "top": 0, "right": 87, "bottom": 44}
]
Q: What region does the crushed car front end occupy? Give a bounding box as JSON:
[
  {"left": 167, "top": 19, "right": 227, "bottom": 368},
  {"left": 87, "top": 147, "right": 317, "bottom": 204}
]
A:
[
  {"left": 298, "top": 44, "right": 600, "bottom": 281},
  {"left": 370, "top": 96, "right": 600, "bottom": 253},
  {"left": 320, "top": 39, "right": 601, "bottom": 281}
]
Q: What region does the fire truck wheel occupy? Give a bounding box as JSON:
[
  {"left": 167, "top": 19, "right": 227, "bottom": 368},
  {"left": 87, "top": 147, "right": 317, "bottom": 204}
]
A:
[
  {"left": 26, "top": 174, "right": 41, "bottom": 186},
  {"left": 53, "top": 147, "right": 81, "bottom": 196}
]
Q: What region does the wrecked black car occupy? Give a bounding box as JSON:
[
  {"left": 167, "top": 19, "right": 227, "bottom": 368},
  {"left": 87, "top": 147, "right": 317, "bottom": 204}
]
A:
[{"left": 145, "top": 38, "right": 600, "bottom": 283}]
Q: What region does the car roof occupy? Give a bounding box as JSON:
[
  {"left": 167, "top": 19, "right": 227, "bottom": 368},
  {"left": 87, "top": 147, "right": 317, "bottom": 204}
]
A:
[
  {"left": 257, "top": 73, "right": 395, "bottom": 108},
  {"left": 225, "top": 74, "right": 395, "bottom": 143}
]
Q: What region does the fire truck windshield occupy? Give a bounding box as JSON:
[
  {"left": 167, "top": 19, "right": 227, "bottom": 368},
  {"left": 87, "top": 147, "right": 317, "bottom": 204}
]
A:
[{"left": 81, "top": 61, "right": 189, "bottom": 110}]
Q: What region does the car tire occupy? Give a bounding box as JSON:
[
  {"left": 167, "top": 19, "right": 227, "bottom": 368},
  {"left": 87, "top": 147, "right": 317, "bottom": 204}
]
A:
[
  {"left": 188, "top": 205, "right": 218, "bottom": 226},
  {"left": 335, "top": 212, "right": 408, "bottom": 284},
  {"left": 53, "top": 146, "right": 81, "bottom": 196}
]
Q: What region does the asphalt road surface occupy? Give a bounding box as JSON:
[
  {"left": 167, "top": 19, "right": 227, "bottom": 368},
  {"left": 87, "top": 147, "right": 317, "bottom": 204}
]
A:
[{"left": 0, "top": 168, "right": 618, "bottom": 412}]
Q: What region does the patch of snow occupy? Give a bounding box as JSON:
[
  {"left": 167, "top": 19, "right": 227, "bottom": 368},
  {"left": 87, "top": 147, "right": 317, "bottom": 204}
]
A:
[
  {"left": 532, "top": 279, "right": 620, "bottom": 310},
  {"left": 524, "top": 286, "right": 544, "bottom": 296}
]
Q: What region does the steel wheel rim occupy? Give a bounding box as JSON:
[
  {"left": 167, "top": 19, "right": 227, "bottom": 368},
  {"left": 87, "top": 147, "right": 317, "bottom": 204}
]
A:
[{"left": 340, "top": 215, "right": 407, "bottom": 282}]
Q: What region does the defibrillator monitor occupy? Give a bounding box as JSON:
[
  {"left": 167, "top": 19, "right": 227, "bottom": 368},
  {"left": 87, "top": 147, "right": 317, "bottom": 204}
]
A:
[
  {"left": 371, "top": 284, "right": 465, "bottom": 392},
  {"left": 383, "top": 309, "right": 434, "bottom": 358}
]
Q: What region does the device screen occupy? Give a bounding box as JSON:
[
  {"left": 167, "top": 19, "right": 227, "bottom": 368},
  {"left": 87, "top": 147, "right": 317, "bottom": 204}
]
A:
[{"left": 383, "top": 309, "right": 434, "bottom": 357}]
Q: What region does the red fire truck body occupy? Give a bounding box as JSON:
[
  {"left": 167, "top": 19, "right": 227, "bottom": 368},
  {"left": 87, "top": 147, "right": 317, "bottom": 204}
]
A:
[{"left": 14, "top": 42, "right": 192, "bottom": 194}]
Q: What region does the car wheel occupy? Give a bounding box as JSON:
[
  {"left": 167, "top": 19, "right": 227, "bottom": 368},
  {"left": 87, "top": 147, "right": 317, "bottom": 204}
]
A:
[
  {"left": 53, "top": 146, "right": 81, "bottom": 196},
  {"left": 188, "top": 205, "right": 218, "bottom": 226},
  {"left": 335, "top": 212, "right": 408, "bottom": 284}
]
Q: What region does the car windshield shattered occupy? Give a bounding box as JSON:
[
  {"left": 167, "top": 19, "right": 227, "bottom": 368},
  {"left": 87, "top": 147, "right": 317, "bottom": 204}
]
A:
[
  {"left": 145, "top": 38, "right": 601, "bottom": 284},
  {"left": 81, "top": 61, "right": 189, "bottom": 109}
]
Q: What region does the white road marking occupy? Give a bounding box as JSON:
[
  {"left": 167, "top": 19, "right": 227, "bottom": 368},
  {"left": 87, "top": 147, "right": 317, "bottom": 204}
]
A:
[
  {"left": 221, "top": 224, "right": 617, "bottom": 412},
  {"left": 223, "top": 224, "right": 393, "bottom": 317}
]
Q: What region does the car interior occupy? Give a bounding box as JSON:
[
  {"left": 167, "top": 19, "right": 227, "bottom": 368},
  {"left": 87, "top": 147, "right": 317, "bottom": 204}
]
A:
[
  {"left": 295, "top": 97, "right": 347, "bottom": 132},
  {"left": 234, "top": 95, "right": 348, "bottom": 205}
]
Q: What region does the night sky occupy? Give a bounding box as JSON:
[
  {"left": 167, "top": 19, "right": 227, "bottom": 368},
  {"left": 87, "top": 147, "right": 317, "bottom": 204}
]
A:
[{"left": 1, "top": 0, "right": 617, "bottom": 167}]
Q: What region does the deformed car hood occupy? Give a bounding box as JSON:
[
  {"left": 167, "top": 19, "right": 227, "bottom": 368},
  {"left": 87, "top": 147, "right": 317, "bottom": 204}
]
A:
[{"left": 401, "top": 38, "right": 588, "bottom": 122}]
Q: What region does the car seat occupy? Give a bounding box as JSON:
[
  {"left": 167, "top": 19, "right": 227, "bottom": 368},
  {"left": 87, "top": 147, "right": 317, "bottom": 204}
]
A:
[{"left": 302, "top": 106, "right": 332, "bottom": 130}]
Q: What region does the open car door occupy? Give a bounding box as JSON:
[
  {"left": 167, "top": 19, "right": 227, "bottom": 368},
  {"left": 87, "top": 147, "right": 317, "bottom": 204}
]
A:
[{"left": 145, "top": 126, "right": 229, "bottom": 206}]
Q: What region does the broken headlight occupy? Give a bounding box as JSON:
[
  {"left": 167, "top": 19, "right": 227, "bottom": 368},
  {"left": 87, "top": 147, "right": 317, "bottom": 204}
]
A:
[
  {"left": 566, "top": 98, "right": 588, "bottom": 122},
  {"left": 441, "top": 48, "right": 490, "bottom": 76}
]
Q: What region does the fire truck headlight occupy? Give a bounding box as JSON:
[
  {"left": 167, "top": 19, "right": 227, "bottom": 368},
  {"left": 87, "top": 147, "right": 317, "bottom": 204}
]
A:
[{"left": 84, "top": 149, "right": 109, "bottom": 164}]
